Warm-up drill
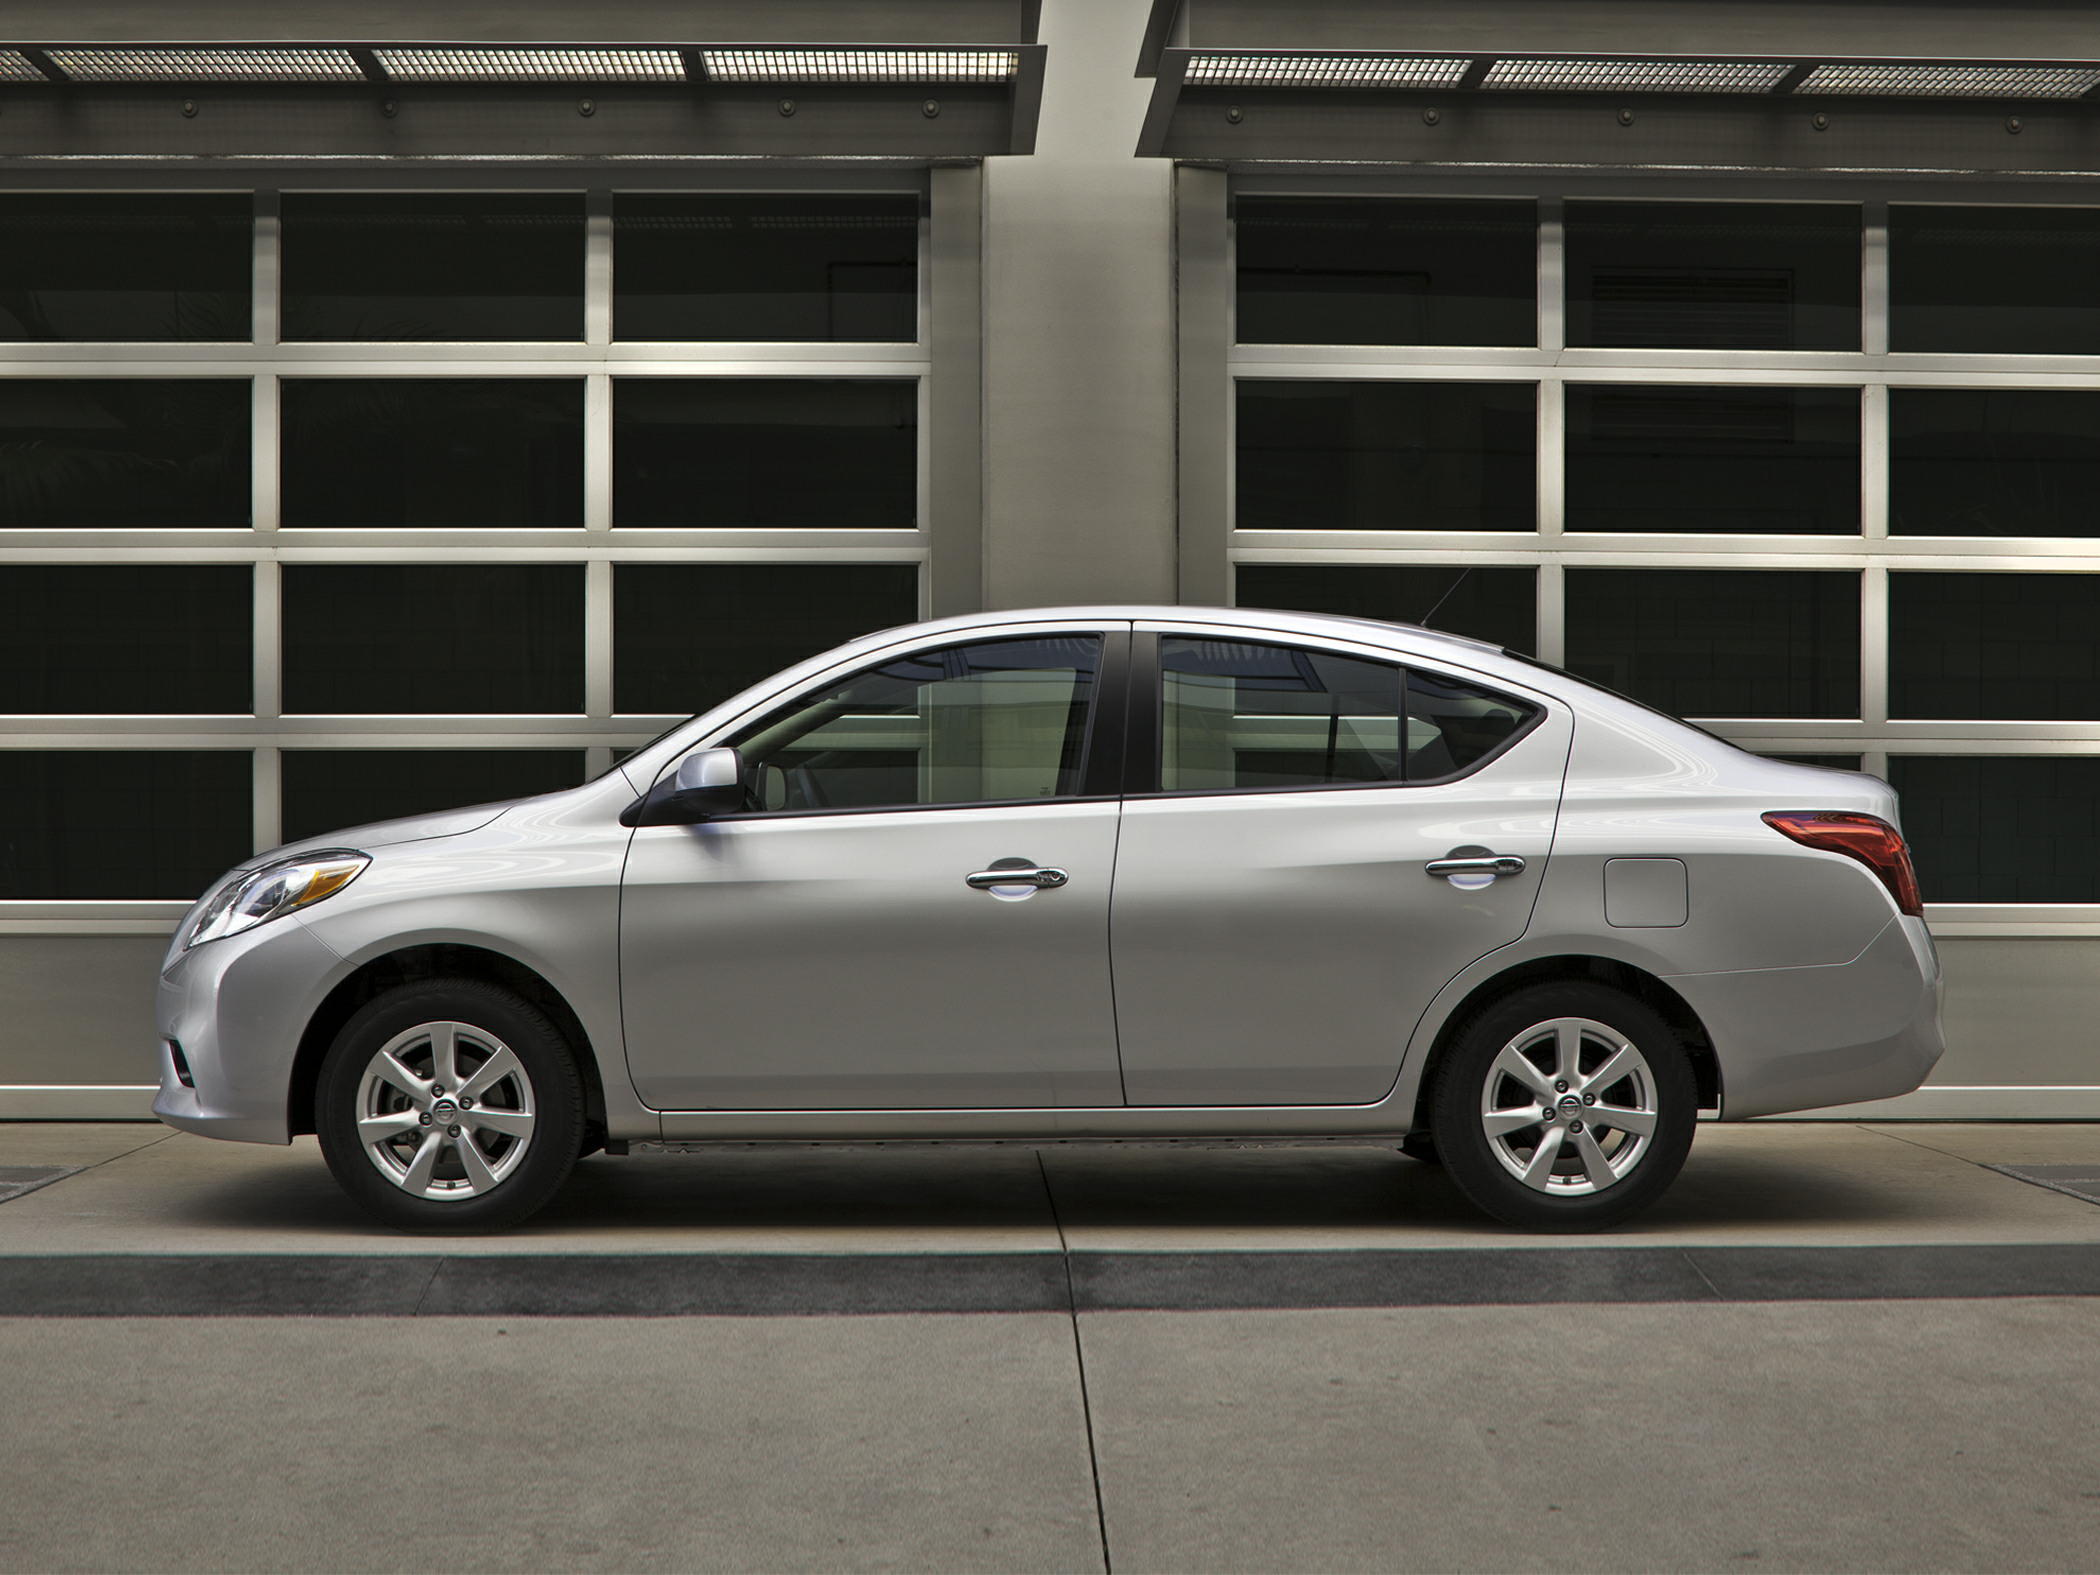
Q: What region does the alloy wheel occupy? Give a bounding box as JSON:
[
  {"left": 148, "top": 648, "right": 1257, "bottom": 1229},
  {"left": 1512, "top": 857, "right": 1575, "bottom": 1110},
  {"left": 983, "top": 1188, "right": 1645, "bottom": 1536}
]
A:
[
  {"left": 353, "top": 1020, "right": 537, "bottom": 1199},
  {"left": 1478, "top": 1015, "right": 1660, "bottom": 1196}
]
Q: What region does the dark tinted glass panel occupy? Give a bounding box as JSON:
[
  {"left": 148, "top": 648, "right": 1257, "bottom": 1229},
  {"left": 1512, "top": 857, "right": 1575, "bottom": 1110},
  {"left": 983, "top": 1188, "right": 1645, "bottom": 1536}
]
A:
[
  {"left": 1406, "top": 670, "right": 1539, "bottom": 780},
  {"left": 1889, "top": 756, "right": 2100, "bottom": 903},
  {"left": 729, "top": 637, "right": 1098, "bottom": 811},
  {"left": 0, "top": 195, "right": 250, "bottom": 342},
  {"left": 1160, "top": 638, "right": 1401, "bottom": 791},
  {"left": 1565, "top": 569, "right": 1860, "bottom": 718},
  {"left": 1237, "top": 381, "right": 1535, "bottom": 532},
  {"left": 282, "top": 564, "right": 584, "bottom": 714},
  {"left": 281, "top": 194, "right": 583, "bottom": 341},
  {"left": 281, "top": 749, "right": 587, "bottom": 843},
  {"left": 1892, "top": 206, "right": 2100, "bottom": 354},
  {"left": 1566, "top": 202, "right": 1860, "bottom": 351},
  {"left": 1235, "top": 564, "right": 1536, "bottom": 655},
  {"left": 615, "top": 562, "right": 918, "bottom": 715},
  {"left": 0, "top": 566, "right": 249, "bottom": 713},
  {"left": 1565, "top": 386, "right": 1860, "bottom": 535},
  {"left": 0, "top": 379, "right": 249, "bottom": 529},
  {"left": 615, "top": 379, "right": 915, "bottom": 528},
  {"left": 1891, "top": 389, "right": 2100, "bottom": 538},
  {"left": 281, "top": 379, "right": 583, "bottom": 529},
  {"left": 615, "top": 194, "right": 918, "bottom": 342},
  {"left": 1760, "top": 753, "right": 1864, "bottom": 771},
  {"left": 1890, "top": 573, "right": 2100, "bottom": 721},
  {"left": 1235, "top": 197, "right": 1536, "bottom": 347},
  {"left": 0, "top": 750, "right": 249, "bottom": 898}
]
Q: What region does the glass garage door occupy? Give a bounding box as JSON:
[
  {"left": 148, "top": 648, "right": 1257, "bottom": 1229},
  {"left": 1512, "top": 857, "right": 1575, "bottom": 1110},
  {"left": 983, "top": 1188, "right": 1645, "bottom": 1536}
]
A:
[
  {"left": 0, "top": 186, "right": 930, "bottom": 902},
  {"left": 1229, "top": 190, "right": 2100, "bottom": 918}
]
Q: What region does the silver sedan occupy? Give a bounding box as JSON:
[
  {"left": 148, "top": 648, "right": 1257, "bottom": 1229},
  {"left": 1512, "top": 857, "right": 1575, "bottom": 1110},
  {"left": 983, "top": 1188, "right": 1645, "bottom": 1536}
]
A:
[{"left": 153, "top": 606, "right": 1945, "bottom": 1232}]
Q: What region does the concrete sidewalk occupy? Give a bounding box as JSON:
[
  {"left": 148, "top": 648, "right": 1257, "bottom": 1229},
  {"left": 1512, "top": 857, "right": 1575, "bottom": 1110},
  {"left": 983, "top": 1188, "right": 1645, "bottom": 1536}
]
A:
[
  {"left": 4, "top": 1121, "right": 2100, "bottom": 1573},
  {"left": 4, "top": 1118, "right": 2100, "bottom": 1256}
]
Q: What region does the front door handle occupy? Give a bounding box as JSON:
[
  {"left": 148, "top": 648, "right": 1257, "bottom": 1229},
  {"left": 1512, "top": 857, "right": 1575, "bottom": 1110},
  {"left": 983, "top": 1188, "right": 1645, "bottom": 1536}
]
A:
[
  {"left": 966, "top": 865, "right": 1069, "bottom": 891},
  {"left": 1424, "top": 855, "right": 1526, "bottom": 878}
]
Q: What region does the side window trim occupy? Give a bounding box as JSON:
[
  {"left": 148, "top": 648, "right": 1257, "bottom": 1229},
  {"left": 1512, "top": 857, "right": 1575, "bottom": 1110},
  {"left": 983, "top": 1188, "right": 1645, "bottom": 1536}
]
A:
[
  {"left": 1117, "top": 630, "right": 1161, "bottom": 797},
  {"left": 1078, "top": 629, "right": 1133, "bottom": 799}
]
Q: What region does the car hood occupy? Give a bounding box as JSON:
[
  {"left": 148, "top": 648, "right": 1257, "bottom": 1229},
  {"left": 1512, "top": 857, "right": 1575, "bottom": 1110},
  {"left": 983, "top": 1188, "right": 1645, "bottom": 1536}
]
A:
[
  {"left": 163, "top": 799, "right": 520, "bottom": 973},
  {"left": 276, "top": 800, "right": 515, "bottom": 858}
]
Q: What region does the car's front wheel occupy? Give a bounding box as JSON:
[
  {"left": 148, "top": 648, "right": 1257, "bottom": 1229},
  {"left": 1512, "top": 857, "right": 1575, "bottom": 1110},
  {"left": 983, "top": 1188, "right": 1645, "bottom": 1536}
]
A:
[
  {"left": 316, "top": 979, "right": 584, "bottom": 1233},
  {"left": 1430, "top": 982, "right": 1696, "bottom": 1231}
]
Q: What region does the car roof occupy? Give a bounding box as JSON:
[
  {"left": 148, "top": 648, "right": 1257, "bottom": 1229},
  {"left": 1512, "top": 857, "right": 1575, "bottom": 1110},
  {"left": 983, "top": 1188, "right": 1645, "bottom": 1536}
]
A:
[
  {"left": 825, "top": 604, "right": 1548, "bottom": 689},
  {"left": 849, "top": 604, "right": 1508, "bottom": 660}
]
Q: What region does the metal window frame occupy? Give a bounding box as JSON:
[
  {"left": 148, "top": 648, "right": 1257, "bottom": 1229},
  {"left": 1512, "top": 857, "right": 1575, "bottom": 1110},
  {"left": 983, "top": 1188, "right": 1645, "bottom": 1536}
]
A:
[
  {"left": 0, "top": 172, "right": 950, "bottom": 929},
  {"left": 1214, "top": 173, "right": 2100, "bottom": 928}
]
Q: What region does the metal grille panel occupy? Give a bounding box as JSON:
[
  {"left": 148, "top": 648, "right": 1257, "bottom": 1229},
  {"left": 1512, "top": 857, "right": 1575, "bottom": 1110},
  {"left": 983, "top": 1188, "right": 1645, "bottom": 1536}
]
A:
[
  {"left": 44, "top": 47, "right": 366, "bottom": 83},
  {"left": 1795, "top": 62, "right": 2100, "bottom": 99},
  {"left": 372, "top": 47, "right": 686, "bottom": 83},
  {"left": 1183, "top": 52, "right": 1470, "bottom": 90},
  {"left": 698, "top": 48, "right": 1018, "bottom": 83},
  {"left": 1483, "top": 57, "right": 1793, "bottom": 93}
]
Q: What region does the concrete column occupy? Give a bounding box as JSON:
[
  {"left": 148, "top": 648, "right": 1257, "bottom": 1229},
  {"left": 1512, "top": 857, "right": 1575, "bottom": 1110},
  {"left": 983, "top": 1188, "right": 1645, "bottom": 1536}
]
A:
[
  {"left": 1175, "top": 164, "right": 1229, "bottom": 607},
  {"left": 982, "top": 0, "right": 1177, "bottom": 610},
  {"left": 928, "top": 163, "right": 986, "bottom": 617}
]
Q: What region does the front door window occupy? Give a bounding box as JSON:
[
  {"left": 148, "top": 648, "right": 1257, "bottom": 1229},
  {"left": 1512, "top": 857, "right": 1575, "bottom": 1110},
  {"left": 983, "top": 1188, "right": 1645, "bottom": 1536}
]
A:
[{"left": 730, "top": 634, "right": 1101, "bottom": 813}]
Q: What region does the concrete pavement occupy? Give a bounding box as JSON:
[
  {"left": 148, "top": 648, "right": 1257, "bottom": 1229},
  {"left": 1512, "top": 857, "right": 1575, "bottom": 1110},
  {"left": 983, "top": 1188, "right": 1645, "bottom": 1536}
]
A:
[
  {"left": 0, "top": 1313, "right": 1106, "bottom": 1572},
  {"left": 4, "top": 1120, "right": 2100, "bottom": 1572},
  {"left": 6, "top": 1119, "right": 2100, "bottom": 1256}
]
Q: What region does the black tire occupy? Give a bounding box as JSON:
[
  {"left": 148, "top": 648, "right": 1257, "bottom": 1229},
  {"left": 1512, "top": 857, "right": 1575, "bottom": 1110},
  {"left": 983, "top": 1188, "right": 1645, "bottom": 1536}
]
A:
[
  {"left": 316, "top": 978, "right": 585, "bottom": 1234},
  {"left": 1429, "top": 982, "right": 1695, "bottom": 1232}
]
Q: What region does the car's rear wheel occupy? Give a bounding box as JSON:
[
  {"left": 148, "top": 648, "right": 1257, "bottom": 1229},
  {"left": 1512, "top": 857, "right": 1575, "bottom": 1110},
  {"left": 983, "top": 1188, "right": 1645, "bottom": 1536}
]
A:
[
  {"left": 1430, "top": 982, "right": 1696, "bottom": 1231},
  {"left": 316, "top": 979, "right": 584, "bottom": 1233}
]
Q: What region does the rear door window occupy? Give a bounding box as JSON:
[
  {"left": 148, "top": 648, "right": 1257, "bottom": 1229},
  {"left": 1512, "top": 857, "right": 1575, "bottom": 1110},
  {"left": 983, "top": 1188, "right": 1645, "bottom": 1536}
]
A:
[{"left": 1156, "top": 635, "right": 1539, "bottom": 793}]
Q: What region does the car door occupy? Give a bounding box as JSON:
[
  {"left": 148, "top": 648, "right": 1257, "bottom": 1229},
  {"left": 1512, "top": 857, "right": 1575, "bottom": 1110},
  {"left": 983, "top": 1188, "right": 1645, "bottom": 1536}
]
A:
[
  {"left": 620, "top": 625, "right": 1129, "bottom": 1110},
  {"left": 1108, "top": 626, "right": 1573, "bottom": 1106}
]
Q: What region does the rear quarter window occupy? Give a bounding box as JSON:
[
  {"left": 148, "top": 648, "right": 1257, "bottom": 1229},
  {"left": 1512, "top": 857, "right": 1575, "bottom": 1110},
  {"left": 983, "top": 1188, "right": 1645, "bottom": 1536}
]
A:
[{"left": 1404, "top": 668, "right": 1543, "bottom": 781}]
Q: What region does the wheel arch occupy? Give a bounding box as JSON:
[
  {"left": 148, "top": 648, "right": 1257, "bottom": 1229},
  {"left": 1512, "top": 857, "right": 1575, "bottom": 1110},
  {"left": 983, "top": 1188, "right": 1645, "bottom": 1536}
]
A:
[
  {"left": 1408, "top": 954, "right": 1720, "bottom": 1131},
  {"left": 288, "top": 942, "right": 609, "bottom": 1150}
]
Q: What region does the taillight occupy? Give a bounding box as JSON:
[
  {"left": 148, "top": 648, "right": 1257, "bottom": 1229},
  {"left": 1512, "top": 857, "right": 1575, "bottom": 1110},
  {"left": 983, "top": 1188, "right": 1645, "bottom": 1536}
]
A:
[{"left": 1761, "top": 811, "right": 1924, "bottom": 918}]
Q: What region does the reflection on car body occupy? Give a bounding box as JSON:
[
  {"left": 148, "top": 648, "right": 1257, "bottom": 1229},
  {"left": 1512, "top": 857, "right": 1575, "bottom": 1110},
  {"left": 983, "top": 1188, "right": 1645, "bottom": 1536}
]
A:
[{"left": 154, "top": 606, "right": 1945, "bottom": 1232}]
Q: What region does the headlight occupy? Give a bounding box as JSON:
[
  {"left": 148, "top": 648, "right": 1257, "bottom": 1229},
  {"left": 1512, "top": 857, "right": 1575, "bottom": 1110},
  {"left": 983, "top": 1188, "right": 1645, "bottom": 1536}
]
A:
[{"left": 183, "top": 850, "right": 370, "bottom": 950}]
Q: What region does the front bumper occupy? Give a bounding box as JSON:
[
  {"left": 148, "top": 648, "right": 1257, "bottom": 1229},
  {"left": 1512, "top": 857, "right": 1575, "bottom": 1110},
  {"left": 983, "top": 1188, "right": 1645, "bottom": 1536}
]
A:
[{"left": 151, "top": 917, "right": 345, "bottom": 1145}]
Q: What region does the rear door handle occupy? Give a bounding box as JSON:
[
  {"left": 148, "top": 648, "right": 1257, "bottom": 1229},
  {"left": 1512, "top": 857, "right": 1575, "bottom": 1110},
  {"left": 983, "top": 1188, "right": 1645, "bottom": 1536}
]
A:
[
  {"left": 1424, "top": 855, "right": 1526, "bottom": 878},
  {"left": 966, "top": 866, "right": 1069, "bottom": 891}
]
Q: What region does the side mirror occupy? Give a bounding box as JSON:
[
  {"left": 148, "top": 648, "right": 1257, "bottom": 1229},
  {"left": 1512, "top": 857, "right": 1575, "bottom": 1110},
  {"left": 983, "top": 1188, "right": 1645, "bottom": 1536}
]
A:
[{"left": 620, "top": 747, "right": 747, "bottom": 827}]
